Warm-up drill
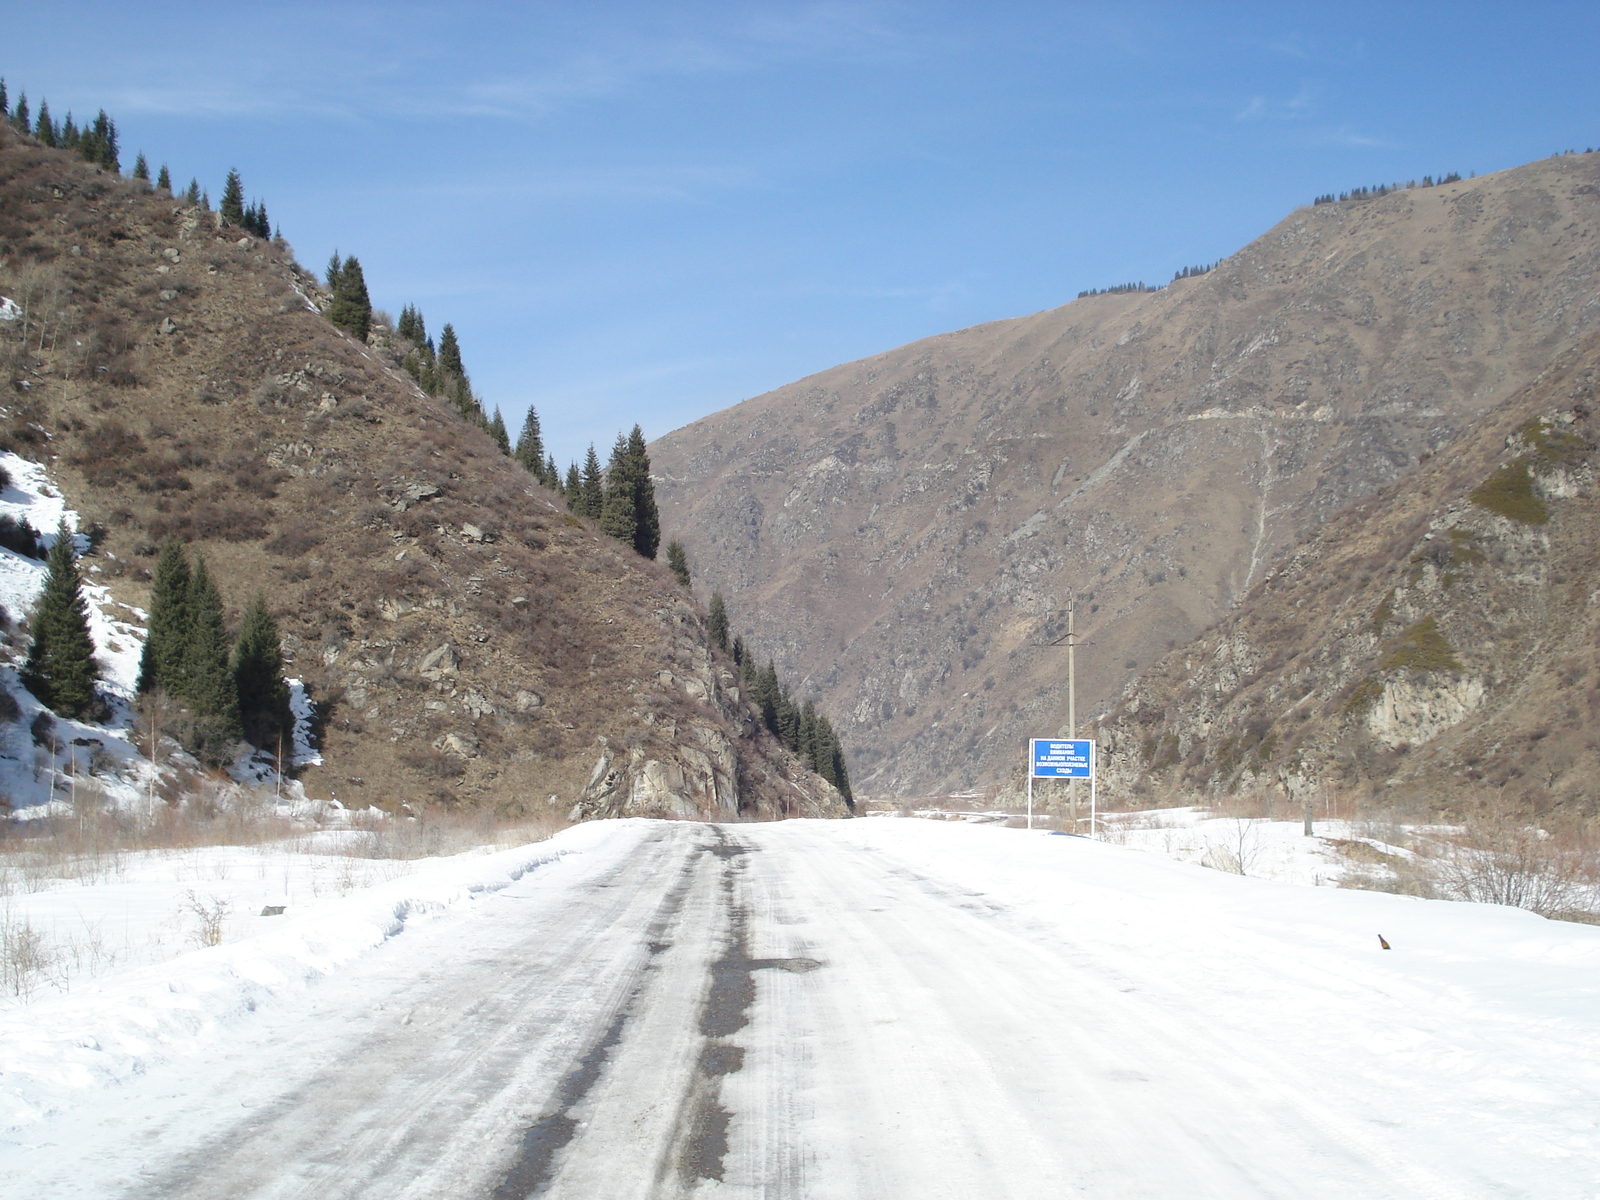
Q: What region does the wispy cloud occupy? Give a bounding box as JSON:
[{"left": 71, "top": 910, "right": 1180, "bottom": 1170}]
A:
[{"left": 1235, "top": 83, "right": 1316, "bottom": 122}]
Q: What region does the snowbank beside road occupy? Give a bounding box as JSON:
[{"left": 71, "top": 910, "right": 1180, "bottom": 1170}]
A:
[{"left": 0, "top": 819, "right": 634, "bottom": 1131}]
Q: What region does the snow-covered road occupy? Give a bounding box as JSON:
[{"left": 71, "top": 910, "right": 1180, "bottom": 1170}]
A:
[{"left": 6, "top": 818, "right": 1599, "bottom": 1198}]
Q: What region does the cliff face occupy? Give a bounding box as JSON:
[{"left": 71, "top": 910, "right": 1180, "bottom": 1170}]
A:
[
  {"left": 652, "top": 154, "right": 1600, "bottom": 796},
  {"left": 0, "top": 123, "right": 848, "bottom": 821},
  {"left": 1089, "top": 331, "right": 1600, "bottom": 821}
]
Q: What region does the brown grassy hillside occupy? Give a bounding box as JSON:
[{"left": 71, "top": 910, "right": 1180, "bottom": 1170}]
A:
[
  {"left": 652, "top": 152, "right": 1600, "bottom": 797},
  {"left": 0, "top": 122, "right": 847, "bottom": 821}
]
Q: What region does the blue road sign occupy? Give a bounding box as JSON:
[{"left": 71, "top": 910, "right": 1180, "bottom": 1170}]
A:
[{"left": 1030, "top": 738, "right": 1094, "bottom": 778}]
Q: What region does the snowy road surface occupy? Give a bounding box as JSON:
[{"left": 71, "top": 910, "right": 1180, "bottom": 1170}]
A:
[{"left": 5, "top": 818, "right": 1599, "bottom": 1198}]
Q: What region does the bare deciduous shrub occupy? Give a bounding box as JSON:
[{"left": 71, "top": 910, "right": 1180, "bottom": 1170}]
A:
[
  {"left": 184, "top": 889, "right": 231, "bottom": 948},
  {"left": 1437, "top": 816, "right": 1597, "bottom": 918}
]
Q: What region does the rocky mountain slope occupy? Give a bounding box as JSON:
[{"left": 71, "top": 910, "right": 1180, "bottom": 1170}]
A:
[
  {"left": 0, "top": 122, "right": 848, "bottom": 821},
  {"left": 651, "top": 152, "right": 1600, "bottom": 796},
  {"left": 1090, "top": 327, "right": 1600, "bottom": 821}
]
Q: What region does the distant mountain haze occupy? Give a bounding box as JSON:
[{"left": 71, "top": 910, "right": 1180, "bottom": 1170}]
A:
[{"left": 652, "top": 153, "right": 1600, "bottom": 797}]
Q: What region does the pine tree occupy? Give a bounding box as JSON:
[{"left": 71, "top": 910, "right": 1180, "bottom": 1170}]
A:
[
  {"left": 89, "top": 110, "right": 117, "bottom": 172},
  {"left": 137, "top": 538, "right": 192, "bottom": 696},
  {"left": 327, "top": 254, "right": 372, "bottom": 341},
  {"left": 577, "top": 445, "right": 604, "bottom": 518},
  {"left": 231, "top": 594, "right": 291, "bottom": 751},
  {"left": 666, "top": 540, "right": 691, "bottom": 589},
  {"left": 545, "top": 454, "right": 559, "bottom": 488},
  {"left": 600, "top": 433, "right": 638, "bottom": 546},
  {"left": 731, "top": 635, "right": 745, "bottom": 672},
  {"left": 397, "top": 304, "right": 426, "bottom": 344},
  {"left": 12, "top": 92, "right": 28, "bottom": 134},
  {"left": 707, "top": 592, "right": 730, "bottom": 652},
  {"left": 798, "top": 700, "right": 819, "bottom": 770},
  {"left": 184, "top": 178, "right": 201, "bottom": 206},
  {"left": 220, "top": 169, "right": 246, "bottom": 226},
  {"left": 514, "top": 407, "right": 547, "bottom": 476},
  {"left": 132, "top": 152, "right": 149, "bottom": 182},
  {"left": 0, "top": 79, "right": 8, "bottom": 117},
  {"left": 34, "top": 101, "right": 55, "bottom": 147},
  {"left": 182, "top": 556, "right": 240, "bottom": 737},
  {"left": 21, "top": 524, "right": 99, "bottom": 719},
  {"left": 156, "top": 164, "right": 171, "bottom": 193},
  {"left": 61, "top": 112, "right": 78, "bottom": 151},
  {"left": 625, "top": 425, "right": 660, "bottom": 559},
  {"left": 564, "top": 462, "right": 582, "bottom": 508},
  {"left": 437, "top": 323, "right": 464, "bottom": 379},
  {"left": 489, "top": 408, "right": 511, "bottom": 454}
]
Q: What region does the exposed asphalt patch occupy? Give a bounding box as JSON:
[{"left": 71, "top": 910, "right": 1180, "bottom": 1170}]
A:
[
  {"left": 674, "top": 827, "right": 822, "bottom": 1188},
  {"left": 492, "top": 843, "right": 701, "bottom": 1199}
]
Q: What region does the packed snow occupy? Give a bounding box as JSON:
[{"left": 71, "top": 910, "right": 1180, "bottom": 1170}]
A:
[{"left": 0, "top": 816, "right": 1595, "bottom": 1197}]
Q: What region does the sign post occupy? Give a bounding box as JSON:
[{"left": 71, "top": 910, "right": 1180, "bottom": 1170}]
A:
[{"left": 1028, "top": 738, "right": 1096, "bottom": 833}]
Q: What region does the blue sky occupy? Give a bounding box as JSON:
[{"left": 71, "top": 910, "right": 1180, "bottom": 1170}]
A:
[{"left": 7, "top": 3, "right": 1598, "bottom": 465}]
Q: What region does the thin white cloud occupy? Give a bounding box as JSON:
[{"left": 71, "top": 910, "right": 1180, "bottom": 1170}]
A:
[{"left": 1235, "top": 83, "right": 1316, "bottom": 122}]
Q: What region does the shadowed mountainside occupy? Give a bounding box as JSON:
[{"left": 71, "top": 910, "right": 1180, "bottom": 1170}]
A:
[{"left": 652, "top": 153, "right": 1600, "bottom": 796}]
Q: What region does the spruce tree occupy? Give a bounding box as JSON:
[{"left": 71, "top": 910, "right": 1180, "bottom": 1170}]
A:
[
  {"left": 326, "top": 250, "right": 343, "bottom": 290},
  {"left": 437, "top": 323, "right": 464, "bottom": 379},
  {"left": 578, "top": 445, "right": 604, "bottom": 518},
  {"left": 625, "top": 425, "right": 660, "bottom": 559},
  {"left": 731, "top": 634, "right": 745, "bottom": 671},
  {"left": 489, "top": 408, "right": 511, "bottom": 454},
  {"left": 327, "top": 254, "right": 372, "bottom": 341},
  {"left": 0, "top": 79, "right": 8, "bottom": 117},
  {"left": 156, "top": 164, "right": 171, "bottom": 193},
  {"left": 21, "top": 524, "right": 99, "bottom": 719},
  {"left": 137, "top": 538, "right": 192, "bottom": 696},
  {"left": 546, "top": 454, "right": 559, "bottom": 488},
  {"left": 397, "top": 304, "right": 425, "bottom": 344},
  {"left": 564, "top": 462, "right": 582, "bottom": 508},
  {"left": 89, "top": 110, "right": 117, "bottom": 171},
  {"left": 231, "top": 594, "right": 291, "bottom": 751},
  {"left": 666, "top": 540, "right": 691, "bottom": 589},
  {"left": 514, "top": 407, "right": 547, "bottom": 476},
  {"left": 132, "top": 152, "right": 149, "bottom": 182},
  {"left": 61, "top": 113, "right": 78, "bottom": 151},
  {"left": 182, "top": 555, "right": 240, "bottom": 737},
  {"left": 707, "top": 592, "right": 730, "bottom": 652},
  {"left": 34, "top": 101, "right": 55, "bottom": 147},
  {"left": 12, "top": 93, "right": 28, "bottom": 135},
  {"left": 220, "top": 168, "right": 246, "bottom": 225},
  {"left": 184, "top": 178, "right": 201, "bottom": 206},
  {"left": 600, "top": 433, "right": 638, "bottom": 546}
]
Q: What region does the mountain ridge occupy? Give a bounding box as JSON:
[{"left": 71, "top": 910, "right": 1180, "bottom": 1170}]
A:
[{"left": 652, "top": 151, "right": 1600, "bottom": 796}]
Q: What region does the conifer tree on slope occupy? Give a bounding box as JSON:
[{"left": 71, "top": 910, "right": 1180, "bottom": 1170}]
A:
[
  {"left": 326, "top": 254, "right": 372, "bottom": 342},
  {"left": 707, "top": 592, "right": 730, "bottom": 653},
  {"left": 220, "top": 168, "right": 246, "bottom": 226},
  {"left": 600, "top": 433, "right": 639, "bottom": 548},
  {"left": 563, "top": 462, "right": 582, "bottom": 508},
  {"left": 232, "top": 594, "right": 292, "bottom": 751},
  {"left": 666, "top": 540, "right": 691, "bottom": 589},
  {"left": 514, "top": 407, "right": 547, "bottom": 478},
  {"left": 624, "top": 424, "right": 660, "bottom": 559},
  {"left": 136, "top": 538, "right": 191, "bottom": 696},
  {"left": 182, "top": 555, "right": 240, "bottom": 739},
  {"left": 22, "top": 523, "right": 99, "bottom": 719},
  {"left": 156, "top": 164, "right": 171, "bottom": 193},
  {"left": 489, "top": 408, "right": 511, "bottom": 455},
  {"left": 436, "top": 323, "right": 465, "bottom": 379}
]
